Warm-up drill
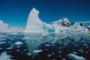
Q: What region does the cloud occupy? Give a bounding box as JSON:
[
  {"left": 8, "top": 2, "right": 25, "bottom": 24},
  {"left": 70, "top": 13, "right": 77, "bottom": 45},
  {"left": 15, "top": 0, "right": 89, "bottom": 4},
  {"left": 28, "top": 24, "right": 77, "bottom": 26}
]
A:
[
  {"left": 0, "top": 20, "right": 10, "bottom": 32},
  {"left": 0, "top": 19, "right": 24, "bottom": 32},
  {"left": 9, "top": 27, "right": 24, "bottom": 32}
]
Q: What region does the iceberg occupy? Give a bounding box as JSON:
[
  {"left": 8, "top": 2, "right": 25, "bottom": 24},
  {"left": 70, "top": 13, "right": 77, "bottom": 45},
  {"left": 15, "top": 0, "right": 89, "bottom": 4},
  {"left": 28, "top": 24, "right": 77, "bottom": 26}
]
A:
[
  {"left": 24, "top": 8, "right": 89, "bottom": 53},
  {"left": 25, "top": 8, "right": 54, "bottom": 33},
  {"left": 25, "top": 8, "right": 46, "bottom": 33}
]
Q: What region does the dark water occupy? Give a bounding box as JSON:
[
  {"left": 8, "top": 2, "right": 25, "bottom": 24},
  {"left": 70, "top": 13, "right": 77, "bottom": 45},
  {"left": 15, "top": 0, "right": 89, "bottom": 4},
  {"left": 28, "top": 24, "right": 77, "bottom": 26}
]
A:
[{"left": 0, "top": 33, "right": 90, "bottom": 60}]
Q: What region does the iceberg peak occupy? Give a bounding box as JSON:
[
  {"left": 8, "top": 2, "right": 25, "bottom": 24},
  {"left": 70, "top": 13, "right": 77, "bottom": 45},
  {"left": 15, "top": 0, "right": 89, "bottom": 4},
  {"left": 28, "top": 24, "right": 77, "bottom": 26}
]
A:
[{"left": 25, "top": 8, "right": 46, "bottom": 33}]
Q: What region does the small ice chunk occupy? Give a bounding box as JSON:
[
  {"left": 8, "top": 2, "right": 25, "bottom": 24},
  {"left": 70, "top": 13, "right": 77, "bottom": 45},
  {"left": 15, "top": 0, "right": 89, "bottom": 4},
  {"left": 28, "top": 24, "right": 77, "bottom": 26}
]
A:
[
  {"left": 45, "top": 44, "right": 50, "bottom": 47},
  {"left": 0, "top": 48, "right": 2, "bottom": 50},
  {"left": 0, "top": 42, "right": 6, "bottom": 44},
  {"left": 68, "top": 53, "right": 86, "bottom": 60},
  {"left": 27, "top": 53, "right": 32, "bottom": 56},
  {"left": 16, "top": 49, "right": 20, "bottom": 52},
  {"left": 0, "top": 52, "right": 11, "bottom": 60},
  {"left": 33, "top": 50, "right": 42, "bottom": 53},
  {"left": 48, "top": 54, "right": 52, "bottom": 57},
  {"left": 14, "top": 41, "right": 23, "bottom": 45},
  {"left": 6, "top": 46, "right": 13, "bottom": 50}
]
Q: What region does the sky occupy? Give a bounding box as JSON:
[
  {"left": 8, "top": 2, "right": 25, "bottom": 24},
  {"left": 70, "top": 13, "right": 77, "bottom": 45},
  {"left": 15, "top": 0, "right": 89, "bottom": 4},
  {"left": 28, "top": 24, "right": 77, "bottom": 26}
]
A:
[{"left": 0, "top": 0, "right": 90, "bottom": 27}]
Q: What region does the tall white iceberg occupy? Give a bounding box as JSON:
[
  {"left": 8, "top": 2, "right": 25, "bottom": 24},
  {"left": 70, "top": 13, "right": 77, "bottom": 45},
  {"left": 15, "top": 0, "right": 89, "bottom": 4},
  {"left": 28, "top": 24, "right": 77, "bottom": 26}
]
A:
[{"left": 25, "top": 8, "right": 45, "bottom": 33}]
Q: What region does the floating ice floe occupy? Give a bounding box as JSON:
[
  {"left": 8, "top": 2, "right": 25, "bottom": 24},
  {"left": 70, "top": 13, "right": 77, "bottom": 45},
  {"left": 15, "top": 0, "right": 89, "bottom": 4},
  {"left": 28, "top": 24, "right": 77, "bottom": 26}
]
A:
[
  {"left": 33, "top": 50, "right": 43, "bottom": 53},
  {"left": 0, "top": 52, "right": 11, "bottom": 60},
  {"left": 14, "top": 41, "right": 23, "bottom": 45},
  {"left": 68, "top": 53, "right": 86, "bottom": 60}
]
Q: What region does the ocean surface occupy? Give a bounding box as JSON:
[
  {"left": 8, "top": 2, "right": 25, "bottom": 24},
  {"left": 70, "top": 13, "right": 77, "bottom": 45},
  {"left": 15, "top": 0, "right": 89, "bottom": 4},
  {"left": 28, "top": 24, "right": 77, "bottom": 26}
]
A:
[{"left": 0, "top": 33, "right": 90, "bottom": 60}]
